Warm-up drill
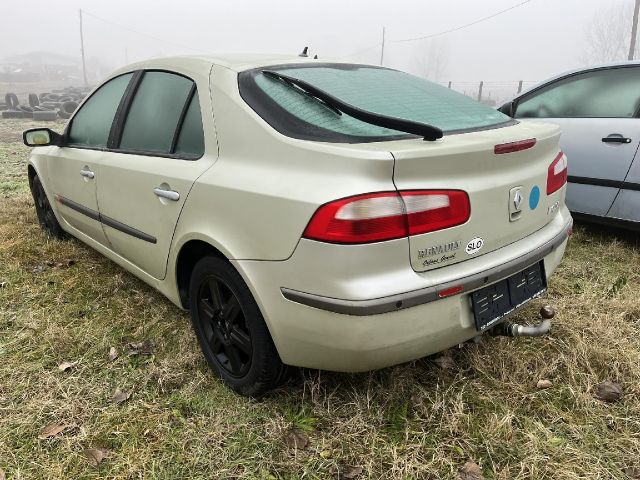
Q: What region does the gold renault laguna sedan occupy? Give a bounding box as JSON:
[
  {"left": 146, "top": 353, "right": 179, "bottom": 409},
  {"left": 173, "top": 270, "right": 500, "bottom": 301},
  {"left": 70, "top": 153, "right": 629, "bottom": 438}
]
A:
[{"left": 23, "top": 54, "right": 572, "bottom": 396}]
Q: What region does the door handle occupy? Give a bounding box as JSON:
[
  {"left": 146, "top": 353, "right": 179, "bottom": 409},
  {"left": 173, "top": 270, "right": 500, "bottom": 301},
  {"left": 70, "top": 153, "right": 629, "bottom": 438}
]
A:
[
  {"left": 80, "top": 168, "right": 95, "bottom": 179},
  {"left": 602, "top": 136, "right": 632, "bottom": 144},
  {"left": 153, "top": 187, "right": 180, "bottom": 201}
]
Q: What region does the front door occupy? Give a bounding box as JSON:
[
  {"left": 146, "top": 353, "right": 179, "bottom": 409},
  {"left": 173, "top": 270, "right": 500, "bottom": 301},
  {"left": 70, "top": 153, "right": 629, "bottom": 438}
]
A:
[
  {"left": 96, "top": 71, "right": 212, "bottom": 280},
  {"left": 48, "top": 72, "right": 135, "bottom": 245},
  {"left": 514, "top": 65, "right": 640, "bottom": 217},
  {"left": 542, "top": 118, "right": 640, "bottom": 216},
  {"left": 47, "top": 147, "right": 106, "bottom": 244}
]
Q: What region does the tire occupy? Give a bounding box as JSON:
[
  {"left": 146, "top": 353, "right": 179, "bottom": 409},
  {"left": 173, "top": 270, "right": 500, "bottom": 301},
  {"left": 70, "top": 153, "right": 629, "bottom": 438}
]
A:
[
  {"left": 2, "top": 110, "right": 23, "bottom": 119},
  {"left": 30, "top": 175, "right": 65, "bottom": 239},
  {"left": 60, "top": 101, "right": 78, "bottom": 115},
  {"left": 188, "top": 256, "right": 286, "bottom": 396},
  {"left": 4, "top": 93, "right": 18, "bottom": 109},
  {"left": 28, "top": 93, "right": 39, "bottom": 107},
  {"left": 33, "top": 110, "right": 58, "bottom": 121}
]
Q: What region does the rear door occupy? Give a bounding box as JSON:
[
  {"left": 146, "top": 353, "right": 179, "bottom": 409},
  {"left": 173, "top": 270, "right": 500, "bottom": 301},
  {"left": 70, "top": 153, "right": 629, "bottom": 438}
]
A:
[
  {"left": 513, "top": 66, "right": 640, "bottom": 217},
  {"left": 48, "top": 73, "right": 134, "bottom": 244},
  {"left": 96, "top": 70, "right": 212, "bottom": 280}
]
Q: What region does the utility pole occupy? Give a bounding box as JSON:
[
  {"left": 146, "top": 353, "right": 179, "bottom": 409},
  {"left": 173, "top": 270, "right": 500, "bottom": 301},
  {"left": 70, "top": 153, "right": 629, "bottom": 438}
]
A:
[
  {"left": 79, "top": 9, "right": 88, "bottom": 87},
  {"left": 629, "top": 0, "right": 640, "bottom": 60},
  {"left": 380, "top": 26, "right": 386, "bottom": 66}
]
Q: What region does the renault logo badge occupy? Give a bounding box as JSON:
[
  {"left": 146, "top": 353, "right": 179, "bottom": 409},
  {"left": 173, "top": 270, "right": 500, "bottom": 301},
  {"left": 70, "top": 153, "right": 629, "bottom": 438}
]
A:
[
  {"left": 509, "top": 186, "right": 524, "bottom": 222},
  {"left": 513, "top": 190, "right": 523, "bottom": 211}
]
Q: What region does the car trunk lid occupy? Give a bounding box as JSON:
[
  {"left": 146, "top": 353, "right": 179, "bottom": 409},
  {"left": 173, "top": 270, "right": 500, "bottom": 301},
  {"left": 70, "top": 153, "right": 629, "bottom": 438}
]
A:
[{"left": 388, "top": 121, "right": 563, "bottom": 272}]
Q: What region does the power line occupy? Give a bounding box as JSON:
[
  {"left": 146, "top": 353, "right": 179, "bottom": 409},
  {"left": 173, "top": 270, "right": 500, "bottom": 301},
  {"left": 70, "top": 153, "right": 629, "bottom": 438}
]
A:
[
  {"left": 340, "top": 0, "right": 535, "bottom": 58},
  {"left": 81, "top": 10, "right": 207, "bottom": 54},
  {"left": 392, "top": 0, "right": 534, "bottom": 43}
]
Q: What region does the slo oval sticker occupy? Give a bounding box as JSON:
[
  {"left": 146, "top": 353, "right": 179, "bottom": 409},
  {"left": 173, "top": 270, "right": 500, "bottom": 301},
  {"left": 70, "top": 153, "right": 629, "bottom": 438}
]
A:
[{"left": 465, "top": 237, "right": 484, "bottom": 255}]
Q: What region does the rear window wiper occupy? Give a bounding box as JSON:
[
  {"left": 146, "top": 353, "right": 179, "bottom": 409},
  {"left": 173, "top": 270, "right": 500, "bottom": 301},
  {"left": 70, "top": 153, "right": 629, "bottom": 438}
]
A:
[
  {"left": 263, "top": 70, "right": 342, "bottom": 116},
  {"left": 261, "top": 70, "right": 443, "bottom": 141}
]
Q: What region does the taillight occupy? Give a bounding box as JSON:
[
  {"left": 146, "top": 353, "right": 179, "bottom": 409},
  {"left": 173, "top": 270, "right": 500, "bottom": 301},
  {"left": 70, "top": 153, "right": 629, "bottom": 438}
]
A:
[
  {"left": 302, "top": 190, "right": 470, "bottom": 244},
  {"left": 547, "top": 151, "right": 568, "bottom": 195}
]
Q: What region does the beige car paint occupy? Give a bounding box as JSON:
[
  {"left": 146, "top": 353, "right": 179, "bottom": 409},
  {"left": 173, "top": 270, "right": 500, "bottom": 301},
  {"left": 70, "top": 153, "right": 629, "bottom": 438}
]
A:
[
  {"left": 28, "top": 54, "right": 571, "bottom": 372},
  {"left": 47, "top": 147, "right": 110, "bottom": 246}
]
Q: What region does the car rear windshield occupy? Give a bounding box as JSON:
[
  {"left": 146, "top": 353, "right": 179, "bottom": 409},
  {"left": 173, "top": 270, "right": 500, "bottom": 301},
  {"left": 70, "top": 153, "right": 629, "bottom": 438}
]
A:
[{"left": 238, "top": 63, "right": 513, "bottom": 143}]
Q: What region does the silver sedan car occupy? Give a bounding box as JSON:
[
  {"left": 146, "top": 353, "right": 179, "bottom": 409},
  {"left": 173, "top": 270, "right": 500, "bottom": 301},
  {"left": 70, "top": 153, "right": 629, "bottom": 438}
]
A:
[{"left": 500, "top": 62, "right": 640, "bottom": 230}]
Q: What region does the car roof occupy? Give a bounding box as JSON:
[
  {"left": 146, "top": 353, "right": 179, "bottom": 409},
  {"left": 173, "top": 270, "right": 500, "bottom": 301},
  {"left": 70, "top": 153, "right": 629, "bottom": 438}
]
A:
[
  {"left": 515, "top": 60, "right": 640, "bottom": 100},
  {"left": 110, "top": 53, "right": 355, "bottom": 77}
]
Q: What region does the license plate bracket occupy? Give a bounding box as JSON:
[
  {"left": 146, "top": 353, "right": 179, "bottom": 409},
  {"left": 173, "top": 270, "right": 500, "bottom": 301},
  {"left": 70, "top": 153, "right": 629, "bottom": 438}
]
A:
[{"left": 471, "top": 261, "right": 546, "bottom": 332}]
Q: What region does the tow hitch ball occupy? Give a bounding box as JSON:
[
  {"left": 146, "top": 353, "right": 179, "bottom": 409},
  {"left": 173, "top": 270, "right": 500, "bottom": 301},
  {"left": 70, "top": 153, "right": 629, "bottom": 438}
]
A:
[{"left": 494, "top": 305, "right": 555, "bottom": 337}]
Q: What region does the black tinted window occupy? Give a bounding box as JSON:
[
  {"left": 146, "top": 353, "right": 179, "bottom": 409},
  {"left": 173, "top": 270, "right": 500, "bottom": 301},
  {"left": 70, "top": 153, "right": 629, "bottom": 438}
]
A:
[
  {"left": 119, "top": 71, "right": 193, "bottom": 153},
  {"left": 68, "top": 73, "right": 133, "bottom": 148},
  {"left": 516, "top": 67, "right": 640, "bottom": 119},
  {"left": 174, "top": 92, "right": 205, "bottom": 157}
]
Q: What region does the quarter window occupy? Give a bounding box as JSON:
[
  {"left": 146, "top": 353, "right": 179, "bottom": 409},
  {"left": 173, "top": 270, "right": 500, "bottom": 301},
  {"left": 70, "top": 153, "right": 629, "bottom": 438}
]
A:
[
  {"left": 516, "top": 67, "right": 640, "bottom": 119},
  {"left": 174, "top": 92, "right": 205, "bottom": 157},
  {"left": 119, "top": 71, "right": 195, "bottom": 154},
  {"left": 67, "top": 73, "right": 133, "bottom": 148}
]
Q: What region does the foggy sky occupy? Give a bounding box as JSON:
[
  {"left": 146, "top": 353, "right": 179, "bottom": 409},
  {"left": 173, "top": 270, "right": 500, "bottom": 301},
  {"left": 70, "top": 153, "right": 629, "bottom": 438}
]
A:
[{"left": 0, "top": 0, "right": 629, "bottom": 84}]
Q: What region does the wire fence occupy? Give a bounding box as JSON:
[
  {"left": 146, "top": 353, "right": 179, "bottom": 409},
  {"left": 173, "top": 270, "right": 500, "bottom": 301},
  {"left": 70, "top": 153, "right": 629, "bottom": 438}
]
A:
[{"left": 438, "top": 80, "right": 541, "bottom": 106}]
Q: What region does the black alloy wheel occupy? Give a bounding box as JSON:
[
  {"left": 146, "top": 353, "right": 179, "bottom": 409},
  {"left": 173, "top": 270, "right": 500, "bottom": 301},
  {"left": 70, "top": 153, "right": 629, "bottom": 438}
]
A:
[
  {"left": 188, "top": 256, "right": 288, "bottom": 396},
  {"left": 196, "top": 275, "right": 253, "bottom": 377}
]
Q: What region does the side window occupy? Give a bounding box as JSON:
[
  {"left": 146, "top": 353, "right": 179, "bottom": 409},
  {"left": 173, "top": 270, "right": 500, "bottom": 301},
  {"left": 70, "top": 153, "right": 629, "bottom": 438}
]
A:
[
  {"left": 174, "top": 92, "right": 205, "bottom": 157},
  {"left": 516, "top": 67, "right": 640, "bottom": 119},
  {"left": 119, "top": 71, "right": 195, "bottom": 154},
  {"left": 67, "top": 73, "right": 133, "bottom": 148}
]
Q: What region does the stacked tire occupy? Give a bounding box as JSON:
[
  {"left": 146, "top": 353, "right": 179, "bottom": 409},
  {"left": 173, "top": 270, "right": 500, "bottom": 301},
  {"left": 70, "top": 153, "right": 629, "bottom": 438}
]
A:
[{"left": 0, "top": 90, "right": 83, "bottom": 120}]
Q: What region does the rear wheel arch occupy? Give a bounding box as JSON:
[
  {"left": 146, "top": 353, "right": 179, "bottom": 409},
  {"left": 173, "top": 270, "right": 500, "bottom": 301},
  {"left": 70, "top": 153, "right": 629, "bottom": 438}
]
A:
[{"left": 175, "top": 239, "right": 228, "bottom": 309}]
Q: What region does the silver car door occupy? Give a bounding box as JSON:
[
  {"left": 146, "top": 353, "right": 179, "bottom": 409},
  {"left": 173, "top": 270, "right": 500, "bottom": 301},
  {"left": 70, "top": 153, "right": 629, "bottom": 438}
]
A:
[
  {"left": 608, "top": 131, "right": 640, "bottom": 222},
  {"left": 539, "top": 117, "right": 640, "bottom": 217},
  {"left": 514, "top": 65, "right": 640, "bottom": 218}
]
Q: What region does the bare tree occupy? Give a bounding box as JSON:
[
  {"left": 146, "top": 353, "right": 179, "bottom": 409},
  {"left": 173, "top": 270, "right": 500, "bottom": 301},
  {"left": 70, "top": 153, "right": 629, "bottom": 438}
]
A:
[
  {"left": 414, "top": 38, "right": 450, "bottom": 83},
  {"left": 583, "top": 1, "right": 637, "bottom": 64}
]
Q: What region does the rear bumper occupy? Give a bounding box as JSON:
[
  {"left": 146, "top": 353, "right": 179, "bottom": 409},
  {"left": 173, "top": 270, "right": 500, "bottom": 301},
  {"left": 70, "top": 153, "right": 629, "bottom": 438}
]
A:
[
  {"left": 281, "top": 216, "right": 570, "bottom": 316},
  {"left": 233, "top": 207, "right": 572, "bottom": 372}
]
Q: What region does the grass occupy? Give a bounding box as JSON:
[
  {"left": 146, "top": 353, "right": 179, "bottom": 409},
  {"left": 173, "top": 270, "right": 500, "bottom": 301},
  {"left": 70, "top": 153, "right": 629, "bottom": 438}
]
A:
[{"left": 1, "top": 118, "right": 640, "bottom": 479}]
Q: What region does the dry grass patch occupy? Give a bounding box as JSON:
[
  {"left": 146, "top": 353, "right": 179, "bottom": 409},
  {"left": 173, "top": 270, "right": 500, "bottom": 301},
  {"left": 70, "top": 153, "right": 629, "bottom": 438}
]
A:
[{"left": 1, "top": 118, "right": 640, "bottom": 478}]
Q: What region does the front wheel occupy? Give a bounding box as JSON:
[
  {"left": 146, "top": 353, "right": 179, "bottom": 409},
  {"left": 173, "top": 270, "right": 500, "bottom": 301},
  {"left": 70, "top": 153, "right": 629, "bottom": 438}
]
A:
[
  {"left": 30, "top": 175, "right": 65, "bottom": 239},
  {"left": 188, "top": 256, "right": 287, "bottom": 396}
]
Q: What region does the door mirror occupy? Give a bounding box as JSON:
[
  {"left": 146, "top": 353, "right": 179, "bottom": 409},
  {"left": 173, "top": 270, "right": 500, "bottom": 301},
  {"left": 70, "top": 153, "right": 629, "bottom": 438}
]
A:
[{"left": 23, "top": 128, "right": 63, "bottom": 147}]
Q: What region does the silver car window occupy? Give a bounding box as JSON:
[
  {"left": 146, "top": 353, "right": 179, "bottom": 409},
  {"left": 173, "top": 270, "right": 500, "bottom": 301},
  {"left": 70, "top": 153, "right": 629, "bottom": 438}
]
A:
[{"left": 516, "top": 67, "right": 640, "bottom": 119}]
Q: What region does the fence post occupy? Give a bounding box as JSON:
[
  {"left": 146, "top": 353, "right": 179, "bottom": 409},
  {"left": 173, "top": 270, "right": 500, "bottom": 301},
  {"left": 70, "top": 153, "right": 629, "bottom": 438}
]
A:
[
  {"left": 447, "top": 81, "right": 452, "bottom": 89},
  {"left": 517, "top": 80, "right": 523, "bottom": 94},
  {"left": 477, "top": 81, "right": 484, "bottom": 102}
]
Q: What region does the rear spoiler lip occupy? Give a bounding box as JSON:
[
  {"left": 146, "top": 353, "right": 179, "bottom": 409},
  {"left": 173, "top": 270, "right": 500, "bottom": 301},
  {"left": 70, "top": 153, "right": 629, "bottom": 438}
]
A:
[{"left": 281, "top": 217, "right": 572, "bottom": 316}]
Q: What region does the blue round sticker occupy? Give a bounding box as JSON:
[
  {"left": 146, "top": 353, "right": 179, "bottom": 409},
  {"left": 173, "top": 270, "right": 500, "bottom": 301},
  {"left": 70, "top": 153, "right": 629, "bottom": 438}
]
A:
[{"left": 529, "top": 185, "right": 540, "bottom": 210}]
